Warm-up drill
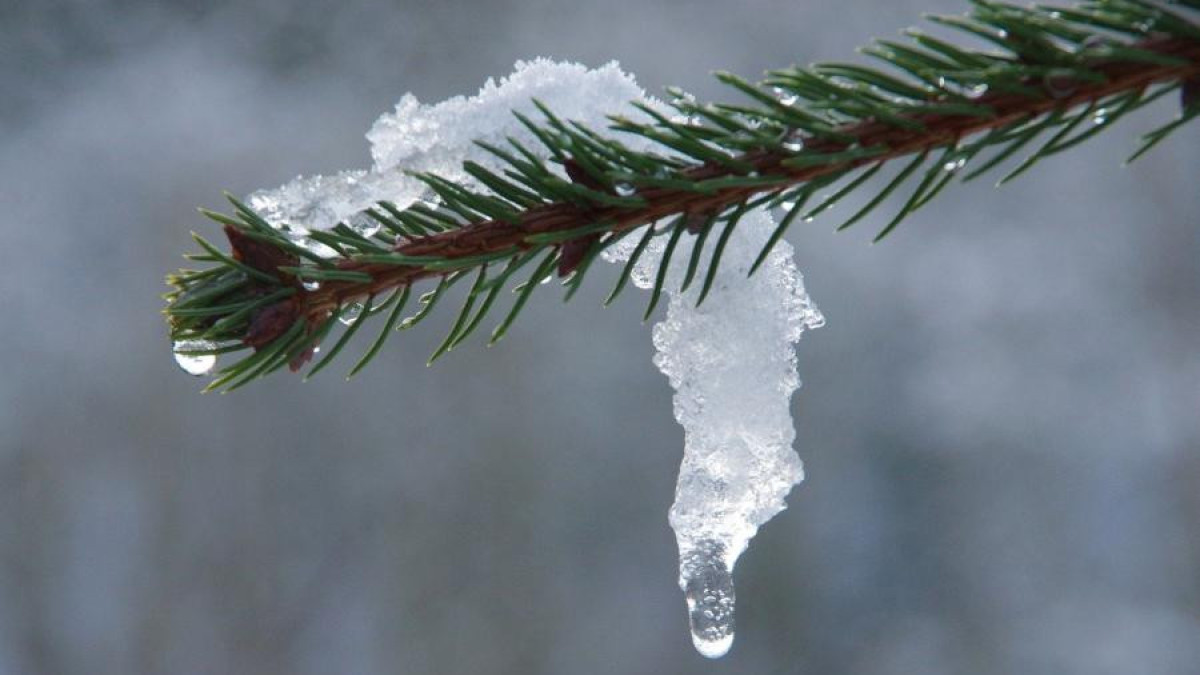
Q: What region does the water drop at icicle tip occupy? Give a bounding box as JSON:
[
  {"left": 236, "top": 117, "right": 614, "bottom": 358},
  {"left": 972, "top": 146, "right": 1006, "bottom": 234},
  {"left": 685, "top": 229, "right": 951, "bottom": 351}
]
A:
[
  {"left": 680, "top": 540, "right": 736, "bottom": 659},
  {"left": 173, "top": 340, "right": 217, "bottom": 376}
]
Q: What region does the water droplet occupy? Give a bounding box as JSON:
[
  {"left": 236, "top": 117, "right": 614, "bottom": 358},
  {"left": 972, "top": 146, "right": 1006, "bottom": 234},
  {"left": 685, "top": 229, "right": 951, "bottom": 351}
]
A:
[
  {"left": 339, "top": 303, "right": 364, "bottom": 325},
  {"left": 937, "top": 78, "right": 988, "bottom": 98},
  {"left": 680, "top": 541, "right": 736, "bottom": 659},
  {"left": 1092, "top": 108, "right": 1108, "bottom": 125},
  {"left": 614, "top": 183, "right": 636, "bottom": 197},
  {"left": 173, "top": 340, "right": 217, "bottom": 376},
  {"left": 302, "top": 280, "right": 321, "bottom": 291},
  {"left": 943, "top": 157, "right": 967, "bottom": 173},
  {"left": 771, "top": 87, "right": 798, "bottom": 107},
  {"left": 779, "top": 200, "right": 796, "bottom": 211},
  {"left": 782, "top": 133, "right": 805, "bottom": 152}
]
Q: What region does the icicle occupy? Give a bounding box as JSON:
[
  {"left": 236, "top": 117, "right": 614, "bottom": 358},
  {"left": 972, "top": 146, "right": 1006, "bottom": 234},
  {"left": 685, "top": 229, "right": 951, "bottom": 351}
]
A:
[{"left": 606, "top": 209, "right": 822, "bottom": 657}]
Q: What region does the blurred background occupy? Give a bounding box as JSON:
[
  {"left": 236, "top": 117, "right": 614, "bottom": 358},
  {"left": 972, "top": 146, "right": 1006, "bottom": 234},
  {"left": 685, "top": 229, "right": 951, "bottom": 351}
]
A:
[{"left": 2, "top": 0, "right": 1199, "bottom": 673}]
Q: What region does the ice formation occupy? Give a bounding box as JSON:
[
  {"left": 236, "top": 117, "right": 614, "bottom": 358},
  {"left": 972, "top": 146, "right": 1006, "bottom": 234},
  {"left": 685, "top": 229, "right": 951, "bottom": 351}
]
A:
[
  {"left": 240, "top": 59, "right": 822, "bottom": 658},
  {"left": 605, "top": 215, "right": 823, "bottom": 657}
]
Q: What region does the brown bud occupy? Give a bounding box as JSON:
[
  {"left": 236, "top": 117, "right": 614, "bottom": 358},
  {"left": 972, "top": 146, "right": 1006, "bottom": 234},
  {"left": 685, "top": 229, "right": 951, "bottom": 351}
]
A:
[
  {"left": 1042, "top": 70, "right": 1078, "bottom": 99},
  {"left": 557, "top": 233, "right": 601, "bottom": 277},
  {"left": 244, "top": 298, "right": 300, "bottom": 350},
  {"left": 224, "top": 225, "right": 299, "bottom": 278},
  {"left": 288, "top": 345, "right": 316, "bottom": 372},
  {"left": 1183, "top": 76, "right": 1200, "bottom": 113},
  {"left": 683, "top": 211, "right": 711, "bottom": 235},
  {"left": 288, "top": 315, "right": 332, "bottom": 372}
]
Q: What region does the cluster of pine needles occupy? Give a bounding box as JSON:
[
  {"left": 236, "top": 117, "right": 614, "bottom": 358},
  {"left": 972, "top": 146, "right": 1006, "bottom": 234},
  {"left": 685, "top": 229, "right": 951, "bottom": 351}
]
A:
[{"left": 164, "top": 0, "right": 1200, "bottom": 391}]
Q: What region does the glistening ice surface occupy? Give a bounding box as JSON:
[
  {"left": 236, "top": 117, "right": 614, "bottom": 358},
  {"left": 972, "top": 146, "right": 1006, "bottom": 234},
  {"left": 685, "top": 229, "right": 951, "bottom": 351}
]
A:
[
  {"left": 605, "top": 211, "right": 823, "bottom": 657},
  {"left": 241, "top": 59, "right": 822, "bottom": 658}
]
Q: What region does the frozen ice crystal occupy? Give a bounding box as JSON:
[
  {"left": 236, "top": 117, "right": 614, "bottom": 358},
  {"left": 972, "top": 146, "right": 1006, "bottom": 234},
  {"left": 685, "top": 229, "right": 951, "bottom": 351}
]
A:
[{"left": 607, "top": 208, "right": 822, "bottom": 657}]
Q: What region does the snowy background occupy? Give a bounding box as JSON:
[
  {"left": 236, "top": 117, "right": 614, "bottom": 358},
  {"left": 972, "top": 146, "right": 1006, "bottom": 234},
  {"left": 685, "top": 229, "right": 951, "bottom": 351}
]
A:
[{"left": 2, "top": 0, "right": 1200, "bottom": 673}]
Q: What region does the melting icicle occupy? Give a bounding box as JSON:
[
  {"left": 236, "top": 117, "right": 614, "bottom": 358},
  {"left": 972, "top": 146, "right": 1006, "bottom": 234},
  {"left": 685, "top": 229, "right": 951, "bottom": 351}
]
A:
[
  {"left": 173, "top": 339, "right": 217, "bottom": 376},
  {"left": 606, "top": 208, "right": 823, "bottom": 658}
]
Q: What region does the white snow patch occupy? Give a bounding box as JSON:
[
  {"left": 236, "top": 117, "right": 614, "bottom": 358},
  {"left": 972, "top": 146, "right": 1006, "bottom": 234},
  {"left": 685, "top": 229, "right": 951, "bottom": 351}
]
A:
[{"left": 246, "top": 59, "right": 655, "bottom": 235}]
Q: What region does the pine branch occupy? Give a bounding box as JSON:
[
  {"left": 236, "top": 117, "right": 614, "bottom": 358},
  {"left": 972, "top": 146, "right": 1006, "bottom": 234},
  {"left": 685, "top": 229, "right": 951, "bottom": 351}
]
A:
[{"left": 165, "top": 0, "right": 1200, "bottom": 390}]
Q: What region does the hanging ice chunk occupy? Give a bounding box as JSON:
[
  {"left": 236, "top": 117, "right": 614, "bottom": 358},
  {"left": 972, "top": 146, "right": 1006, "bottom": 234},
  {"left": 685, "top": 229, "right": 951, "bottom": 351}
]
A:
[
  {"left": 605, "top": 210, "right": 823, "bottom": 658},
  {"left": 233, "top": 59, "right": 822, "bottom": 658}
]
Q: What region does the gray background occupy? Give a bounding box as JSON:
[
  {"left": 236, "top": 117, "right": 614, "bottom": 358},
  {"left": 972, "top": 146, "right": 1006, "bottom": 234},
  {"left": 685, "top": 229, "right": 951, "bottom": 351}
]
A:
[{"left": 2, "top": 0, "right": 1199, "bottom": 673}]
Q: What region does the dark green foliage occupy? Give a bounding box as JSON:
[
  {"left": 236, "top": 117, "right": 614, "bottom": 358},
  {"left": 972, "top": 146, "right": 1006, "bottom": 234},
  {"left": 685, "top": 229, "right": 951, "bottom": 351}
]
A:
[{"left": 164, "top": 0, "right": 1200, "bottom": 390}]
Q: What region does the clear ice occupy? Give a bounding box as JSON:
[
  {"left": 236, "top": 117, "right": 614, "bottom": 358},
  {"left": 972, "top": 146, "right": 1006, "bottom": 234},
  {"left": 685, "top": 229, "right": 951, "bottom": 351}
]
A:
[
  {"left": 605, "top": 209, "right": 823, "bottom": 657},
  {"left": 236, "top": 59, "right": 822, "bottom": 658}
]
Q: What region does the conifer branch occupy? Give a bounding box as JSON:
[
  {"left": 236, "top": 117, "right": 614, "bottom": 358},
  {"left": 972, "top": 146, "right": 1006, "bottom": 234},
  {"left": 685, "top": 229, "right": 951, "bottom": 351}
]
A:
[{"left": 165, "top": 0, "right": 1200, "bottom": 390}]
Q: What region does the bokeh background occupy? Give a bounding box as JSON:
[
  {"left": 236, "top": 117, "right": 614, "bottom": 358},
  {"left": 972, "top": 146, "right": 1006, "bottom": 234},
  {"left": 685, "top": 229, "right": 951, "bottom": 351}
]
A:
[{"left": 3, "top": 0, "right": 1200, "bottom": 673}]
